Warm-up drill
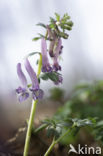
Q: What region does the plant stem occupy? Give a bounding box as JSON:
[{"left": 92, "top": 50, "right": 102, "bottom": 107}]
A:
[
  {"left": 44, "top": 125, "right": 75, "bottom": 156},
  {"left": 23, "top": 100, "right": 37, "bottom": 156},
  {"left": 37, "top": 54, "right": 42, "bottom": 77},
  {"left": 44, "top": 137, "right": 56, "bottom": 156},
  {"left": 55, "top": 126, "right": 74, "bottom": 143},
  {"left": 34, "top": 124, "right": 47, "bottom": 133},
  {"left": 23, "top": 54, "right": 42, "bottom": 156}
]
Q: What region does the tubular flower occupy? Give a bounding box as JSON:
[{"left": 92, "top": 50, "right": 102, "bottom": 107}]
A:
[
  {"left": 25, "top": 58, "right": 44, "bottom": 100},
  {"left": 16, "top": 63, "right": 29, "bottom": 102},
  {"left": 53, "top": 38, "right": 62, "bottom": 71},
  {"left": 41, "top": 38, "right": 52, "bottom": 72}
]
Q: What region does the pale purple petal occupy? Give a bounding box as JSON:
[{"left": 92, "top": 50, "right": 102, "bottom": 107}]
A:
[
  {"left": 54, "top": 39, "right": 62, "bottom": 58},
  {"left": 17, "top": 63, "right": 27, "bottom": 88},
  {"left": 53, "top": 57, "right": 61, "bottom": 72},
  {"left": 41, "top": 38, "right": 48, "bottom": 65},
  {"left": 16, "top": 86, "right": 26, "bottom": 94},
  {"left": 16, "top": 86, "right": 29, "bottom": 102},
  {"left": 41, "top": 38, "right": 52, "bottom": 72},
  {"left": 30, "top": 88, "right": 44, "bottom": 100},
  {"left": 53, "top": 39, "right": 62, "bottom": 71},
  {"left": 25, "top": 58, "right": 39, "bottom": 89},
  {"left": 19, "top": 92, "right": 29, "bottom": 102}
]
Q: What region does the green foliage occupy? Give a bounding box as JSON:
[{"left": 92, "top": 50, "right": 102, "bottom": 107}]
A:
[
  {"left": 34, "top": 116, "right": 95, "bottom": 143},
  {"left": 36, "top": 22, "right": 46, "bottom": 28},
  {"left": 92, "top": 120, "right": 103, "bottom": 143},
  {"left": 70, "top": 81, "right": 103, "bottom": 119},
  {"left": 32, "top": 13, "right": 73, "bottom": 41},
  {"left": 32, "top": 37, "right": 41, "bottom": 41},
  {"left": 55, "top": 13, "right": 60, "bottom": 21},
  {"left": 33, "top": 81, "right": 103, "bottom": 146},
  {"left": 49, "top": 87, "right": 64, "bottom": 101},
  {"left": 33, "top": 81, "right": 103, "bottom": 145},
  {"left": 56, "top": 81, "right": 103, "bottom": 144},
  {"left": 32, "top": 34, "right": 46, "bottom": 41},
  {"left": 40, "top": 71, "right": 62, "bottom": 83}
]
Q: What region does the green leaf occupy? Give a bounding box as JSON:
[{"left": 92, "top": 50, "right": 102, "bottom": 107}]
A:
[
  {"left": 72, "top": 118, "right": 95, "bottom": 127},
  {"left": 65, "top": 26, "right": 72, "bottom": 31},
  {"left": 60, "top": 24, "right": 72, "bottom": 31},
  {"left": 47, "top": 72, "right": 59, "bottom": 82},
  {"left": 43, "top": 119, "right": 62, "bottom": 139},
  {"left": 36, "top": 22, "right": 46, "bottom": 28},
  {"left": 27, "top": 51, "right": 41, "bottom": 57},
  {"left": 49, "top": 23, "right": 56, "bottom": 30},
  {"left": 49, "top": 87, "right": 64, "bottom": 101},
  {"left": 40, "top": 73, "right": 49, "bottom": 81},
  {"left": 92, "top": 120, "right": 103, "bottom": 144},
  {"left": 50, "top": 17, "right": 55, "bottom": 23},
  {"left": 38, "top": 33, "right": 45, "bottom": 38},
  {"left": 63, "top": 13, "right": 70, "bottom": 21},
  {"left": 59, "top": 32, "right": 69, "bottom": 39},
  {"left": 40, "top": 72, "right": 61, "bottom": 83},
  {"left": 67, "top": 21, "right": 74, "bottom": 27},
  {"left": 34, "top": 124, "right": 48, "bottom": 133},
  {"left": 27, "top": 84, "right": 32, "bottom": 88},
  {"left": 55, "top": 13, "right": 60, "bottom": 21},
  {"left": 32, "top": 37, "right": 41, "bottom": 41}
]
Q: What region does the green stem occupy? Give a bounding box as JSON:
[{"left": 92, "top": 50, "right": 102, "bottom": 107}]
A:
[
  {"left": 55, "top": 128, "right": 72, "bottom": 143},
  {"left": 44, "top": 125, "right": 75, "bottom": 156},
  {"left": 44, "top": 137, "right": 56, "bottom": 156},
  {"left": 23, "top": 100, "right": 37, "bottom": 156},
  {"left": 34, "top": 124, "right": 47, "bottom": 133},
  {"left": 23, "top": 55, "right": 42, "bottom": 156},
  {"left": 37, "top": 54, "right": 42, "bottom": 77}
]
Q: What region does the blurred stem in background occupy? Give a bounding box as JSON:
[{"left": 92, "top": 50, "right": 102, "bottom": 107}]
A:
[
  {"left": 23, "top": 54, "right": 42, "bottom": 156},
  {"left": 44, "top": 124, "right": 75, "bottom": 156}
]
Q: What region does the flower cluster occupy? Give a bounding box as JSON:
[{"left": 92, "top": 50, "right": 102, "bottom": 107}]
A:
[
  {"left": 16, "top": 59, "right": 43, "bottom": 102},
  {"left": 41, "top": 36, "right": 63, "bottom": 83}
]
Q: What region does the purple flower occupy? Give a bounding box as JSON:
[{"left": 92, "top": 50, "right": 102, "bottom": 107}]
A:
[
  {"left": 53, "top": 38, "right": 62, "bottom": 71},
  {"left": 16, "top": 63, "right": 29, "bottom": 102},
  {"left": 30, "top": 88, "right": 44, "bottom": 100},
  {"left": 25, "top": 58, "right": 44, "bottom": 100},
  {"left": 41, "top": 38, "right": 52, "bottom": 72},
  {"left": 53, "top": 57, "right": 61, "bottom": 71}
]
